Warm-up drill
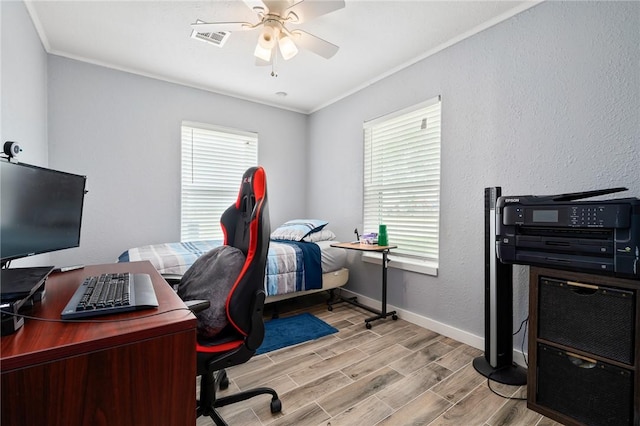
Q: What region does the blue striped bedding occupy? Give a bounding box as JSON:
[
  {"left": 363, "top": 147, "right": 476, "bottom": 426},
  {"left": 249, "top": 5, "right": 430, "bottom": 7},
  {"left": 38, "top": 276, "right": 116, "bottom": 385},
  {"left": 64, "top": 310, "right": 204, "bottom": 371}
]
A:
[{"left": 117, "top": 239, "right": 323, "bottom": 297}]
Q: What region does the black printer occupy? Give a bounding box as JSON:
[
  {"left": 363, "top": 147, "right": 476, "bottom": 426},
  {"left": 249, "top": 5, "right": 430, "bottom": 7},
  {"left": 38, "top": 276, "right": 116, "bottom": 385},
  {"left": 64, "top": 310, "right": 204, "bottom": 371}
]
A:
[{"left": 496, "top": 187, "right": 640, "bottom": 280}]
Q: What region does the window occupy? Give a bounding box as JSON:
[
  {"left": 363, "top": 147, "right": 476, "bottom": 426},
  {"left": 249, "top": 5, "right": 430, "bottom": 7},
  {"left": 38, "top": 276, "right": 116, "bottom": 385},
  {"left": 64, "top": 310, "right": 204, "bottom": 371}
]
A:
[
  {"left": 181, "top": 122, "right": 258, "bottom": 241},
  {"left": 363, "top": 96, "right": 441, "bottom": 274}
]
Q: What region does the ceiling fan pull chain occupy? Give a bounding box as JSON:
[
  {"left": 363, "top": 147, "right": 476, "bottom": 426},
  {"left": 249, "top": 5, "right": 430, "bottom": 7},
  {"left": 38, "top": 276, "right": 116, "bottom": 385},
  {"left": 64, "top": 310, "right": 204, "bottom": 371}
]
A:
[{"left": 271, "top": 50, "right": 278, "bottom": 77}]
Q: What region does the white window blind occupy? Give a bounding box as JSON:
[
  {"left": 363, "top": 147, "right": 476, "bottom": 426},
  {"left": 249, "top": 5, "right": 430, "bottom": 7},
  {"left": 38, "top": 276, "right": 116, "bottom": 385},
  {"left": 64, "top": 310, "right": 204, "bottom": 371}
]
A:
[
  {"left": 363, "top": 97, "right": 441, "bottom": 264},
  {"left": 181, "top": 122, "right": 258, "bottom": 241}
]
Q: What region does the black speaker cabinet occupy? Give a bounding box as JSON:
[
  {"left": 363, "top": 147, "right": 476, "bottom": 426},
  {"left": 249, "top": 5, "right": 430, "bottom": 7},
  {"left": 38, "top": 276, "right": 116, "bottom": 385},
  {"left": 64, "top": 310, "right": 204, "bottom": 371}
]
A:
[
  {"left": 538, "top": 277, "right": 635, "bottom": 364},
  {"left": 536, "top": 343, "right": 633, "bottom": 426},
  {"left": 528, "top": 267, "right": 639, "bottom": 426}
]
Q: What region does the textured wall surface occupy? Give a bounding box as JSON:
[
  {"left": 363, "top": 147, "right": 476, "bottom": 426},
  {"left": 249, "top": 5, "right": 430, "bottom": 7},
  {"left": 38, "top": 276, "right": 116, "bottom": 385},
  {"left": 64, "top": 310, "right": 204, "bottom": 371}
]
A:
[
  {"left": 308, "top": 1, "right": 639, "bottom": 343},
  {"left": 1, "top": 1, "right": 48, "bottom": 166},
  {"left": 1, "top": 1, "right": 51, "bottom": 267}
]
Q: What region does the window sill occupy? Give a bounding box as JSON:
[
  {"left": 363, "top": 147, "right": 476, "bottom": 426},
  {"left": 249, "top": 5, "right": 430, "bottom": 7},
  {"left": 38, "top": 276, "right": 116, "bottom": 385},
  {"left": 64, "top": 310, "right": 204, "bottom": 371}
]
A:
[{"left": 362, "top": 252, "right": 438, "bottom": 276}]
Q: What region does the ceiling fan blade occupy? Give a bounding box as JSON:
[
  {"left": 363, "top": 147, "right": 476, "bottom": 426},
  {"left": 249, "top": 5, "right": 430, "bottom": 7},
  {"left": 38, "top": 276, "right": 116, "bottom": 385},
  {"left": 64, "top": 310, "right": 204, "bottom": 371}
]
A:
[
  {"left": 243, "top": 0, "right": 269, "bottom": 14},
  {"left": 285, "top": 0, "right": 345, "bottom": 23},
  {"left": 191, "top": 21, "right": 256, "bottom": 33},
  {"left": 291, "top": 30, "right": 339, "bottom": 59}
]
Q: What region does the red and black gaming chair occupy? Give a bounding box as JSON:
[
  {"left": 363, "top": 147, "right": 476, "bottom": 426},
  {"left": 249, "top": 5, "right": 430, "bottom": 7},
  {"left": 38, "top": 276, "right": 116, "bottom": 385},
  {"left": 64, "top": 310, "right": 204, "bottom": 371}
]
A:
[{"left": 189, "top": 166, "right": 281, "bottom": 425}]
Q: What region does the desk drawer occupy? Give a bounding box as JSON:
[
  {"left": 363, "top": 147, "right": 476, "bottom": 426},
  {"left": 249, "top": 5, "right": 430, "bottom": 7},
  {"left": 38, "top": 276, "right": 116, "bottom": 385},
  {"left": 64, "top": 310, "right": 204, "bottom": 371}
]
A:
[
  {"left": 536, "top": 343, "right": 633, "bottom": 426},
  {"left": 538, "top": 276, "right": 635, "bottom": 364}
]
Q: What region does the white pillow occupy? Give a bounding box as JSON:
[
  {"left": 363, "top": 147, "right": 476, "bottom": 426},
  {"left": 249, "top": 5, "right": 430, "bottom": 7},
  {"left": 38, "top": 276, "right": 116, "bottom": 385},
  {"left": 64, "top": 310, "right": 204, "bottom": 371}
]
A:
[
  {"left": 302, "top": 229, "right": 336, "bottom": 242},
  {"left": 271, "top": 219, "right": 329, "bottom": 241}
]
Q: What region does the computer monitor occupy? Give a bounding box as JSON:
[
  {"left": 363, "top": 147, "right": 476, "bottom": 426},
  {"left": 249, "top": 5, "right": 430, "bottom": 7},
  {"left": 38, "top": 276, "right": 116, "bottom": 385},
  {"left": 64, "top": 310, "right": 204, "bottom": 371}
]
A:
[{"left": 1, "top": 159, "right": 87, "bottom": 269}]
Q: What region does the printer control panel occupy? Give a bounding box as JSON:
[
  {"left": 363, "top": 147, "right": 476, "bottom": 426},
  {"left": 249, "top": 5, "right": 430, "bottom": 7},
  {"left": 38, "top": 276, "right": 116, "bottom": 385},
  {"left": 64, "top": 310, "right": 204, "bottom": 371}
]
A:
[{"left": 503, "top": 203, "right": 630, "bottom": 228}]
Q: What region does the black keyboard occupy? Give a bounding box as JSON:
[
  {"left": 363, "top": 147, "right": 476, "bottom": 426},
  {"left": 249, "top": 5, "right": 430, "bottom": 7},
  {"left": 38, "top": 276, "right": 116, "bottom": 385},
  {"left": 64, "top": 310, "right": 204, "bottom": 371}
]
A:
[
  {"left": 76, "top": 273, "right": 130, "bottom": 310},
  {"left": 61, "top": 272, "right": 159, "bottom": 319}
]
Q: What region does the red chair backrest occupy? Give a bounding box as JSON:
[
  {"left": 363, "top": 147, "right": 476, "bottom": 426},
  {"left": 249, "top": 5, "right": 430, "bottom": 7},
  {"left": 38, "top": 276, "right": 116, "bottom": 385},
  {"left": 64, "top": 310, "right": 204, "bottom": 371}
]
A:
[{"left": 220, "top": 166, "right": 270, "bottom": 335}]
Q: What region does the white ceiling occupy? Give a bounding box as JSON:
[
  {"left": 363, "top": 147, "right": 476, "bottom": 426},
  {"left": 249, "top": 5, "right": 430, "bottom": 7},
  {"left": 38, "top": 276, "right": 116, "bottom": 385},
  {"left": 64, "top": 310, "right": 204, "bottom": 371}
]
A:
[{"left": 25, "top": 0, "right": 538, "bottom": 113}]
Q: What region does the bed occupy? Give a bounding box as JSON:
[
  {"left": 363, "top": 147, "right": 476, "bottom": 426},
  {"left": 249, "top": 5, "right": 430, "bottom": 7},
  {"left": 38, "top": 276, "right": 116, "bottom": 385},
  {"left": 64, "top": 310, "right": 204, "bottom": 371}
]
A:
[{"left": 117, "top": 219, "right": 349, "bottom": 304}]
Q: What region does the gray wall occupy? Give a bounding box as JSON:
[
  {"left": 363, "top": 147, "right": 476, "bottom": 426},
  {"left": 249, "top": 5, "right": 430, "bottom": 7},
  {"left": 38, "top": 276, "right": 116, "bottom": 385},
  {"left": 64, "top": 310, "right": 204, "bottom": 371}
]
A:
[
  {"left": 1, "top": 1, "right": 50, "bottom": 267},
  {"left": 1, "top": 1, "right": 48, "bottom": 167},
  {"left": 308, "top": 1, "right": 640, "bottom": 342}
]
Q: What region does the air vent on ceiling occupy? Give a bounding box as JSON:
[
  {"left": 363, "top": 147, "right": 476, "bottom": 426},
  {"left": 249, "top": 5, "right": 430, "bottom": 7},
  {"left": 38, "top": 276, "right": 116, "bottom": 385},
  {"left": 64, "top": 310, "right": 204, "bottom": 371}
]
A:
[{"left": 190, "top": 20, "right": 229, "bottom": 47}]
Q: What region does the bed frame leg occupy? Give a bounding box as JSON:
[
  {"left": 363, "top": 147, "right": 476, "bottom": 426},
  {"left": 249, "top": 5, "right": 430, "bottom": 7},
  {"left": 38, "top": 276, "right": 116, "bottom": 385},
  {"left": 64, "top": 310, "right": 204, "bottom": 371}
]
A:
[
  {"left": 271, "top": 303, "right": 280, "bottom": 319},
  {"left": 326, "top": 289, "right": 342, "bottom": 311}
]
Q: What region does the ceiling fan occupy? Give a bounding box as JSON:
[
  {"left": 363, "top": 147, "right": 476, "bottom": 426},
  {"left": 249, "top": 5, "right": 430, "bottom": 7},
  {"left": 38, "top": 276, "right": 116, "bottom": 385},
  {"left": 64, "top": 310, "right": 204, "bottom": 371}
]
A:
[{"left": 191, "top": 0, "right": 345, "bottom": 63}]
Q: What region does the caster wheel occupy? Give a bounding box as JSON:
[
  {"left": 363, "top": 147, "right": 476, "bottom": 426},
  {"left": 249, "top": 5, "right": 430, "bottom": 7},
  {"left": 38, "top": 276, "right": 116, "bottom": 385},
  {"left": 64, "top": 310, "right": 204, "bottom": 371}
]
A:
[
  {"left": 220, "top": 376, "right": 229, "bottom": 390},
  {"left": 365, "top": 322, "right": 372, "bottom": 329},
  {"left": 392, "top": 314, "right": 398, "bottom": 320},
  {"left": 328, "top": 305, "right": 333, "bottom": 311},
  {"left": 271, "top": 398, "right": 282, "bottom": 413}
]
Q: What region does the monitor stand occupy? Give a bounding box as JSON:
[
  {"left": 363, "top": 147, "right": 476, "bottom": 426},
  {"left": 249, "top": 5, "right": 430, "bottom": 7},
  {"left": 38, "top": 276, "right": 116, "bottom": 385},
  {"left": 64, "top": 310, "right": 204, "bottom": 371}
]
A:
[
  {"left": 1, "top": 266, "right": 55, "bottom": 301},
  {"left": 1, "top": 266, "right": 54, "bottom": 335}
]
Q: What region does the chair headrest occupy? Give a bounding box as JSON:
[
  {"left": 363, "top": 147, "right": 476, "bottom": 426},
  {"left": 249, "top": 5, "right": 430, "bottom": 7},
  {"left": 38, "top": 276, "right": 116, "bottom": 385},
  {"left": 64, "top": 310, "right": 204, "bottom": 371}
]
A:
[
  {"left": 221, "top": 166, "right": 268, "bottom": 253},
  {"left": 235, "top": 166, "right": 266, "bottom": 218}
]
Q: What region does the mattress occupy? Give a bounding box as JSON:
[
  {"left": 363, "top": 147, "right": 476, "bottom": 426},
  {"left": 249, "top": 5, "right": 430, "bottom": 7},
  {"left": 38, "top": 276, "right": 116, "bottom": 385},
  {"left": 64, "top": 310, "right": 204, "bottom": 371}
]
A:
[
  {"left": 265, "top": 267, "right": 349, "bottom": 303},
  {"left": 315, "top": 240, "right": 348, "bottom": 273},
  {"left": 117, "top": 239, "right": 348, "bottom": 298}
]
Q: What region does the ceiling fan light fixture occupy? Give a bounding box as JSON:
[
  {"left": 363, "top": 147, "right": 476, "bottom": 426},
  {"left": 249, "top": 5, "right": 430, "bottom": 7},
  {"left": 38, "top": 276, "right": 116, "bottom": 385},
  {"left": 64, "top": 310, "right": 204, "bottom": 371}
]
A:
[
  {"left": 258, "top": 24, "right": 277, "bottom": 50},
  {"left": 278, "top": 33, "right": 298, "bottom": 60},
  {"left": 254, "top": 42, "right": 272, "bottom": 62}
]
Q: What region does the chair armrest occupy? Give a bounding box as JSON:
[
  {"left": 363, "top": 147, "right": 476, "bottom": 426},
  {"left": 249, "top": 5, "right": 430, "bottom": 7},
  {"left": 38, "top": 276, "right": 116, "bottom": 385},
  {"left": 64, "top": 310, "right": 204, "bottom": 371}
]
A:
[
  {"left": 184, "top": 299, "right": 210, "bottom": 313},
  {"left": 162, "top": 274, "right": 209, "bottom": 313},
  {"left": 162, "top": 273, "right": 183, "bottom": 285}
]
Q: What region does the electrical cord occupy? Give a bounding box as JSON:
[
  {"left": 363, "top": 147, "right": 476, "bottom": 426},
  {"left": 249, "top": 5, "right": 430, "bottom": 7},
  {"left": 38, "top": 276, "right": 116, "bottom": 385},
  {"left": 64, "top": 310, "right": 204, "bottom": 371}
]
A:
[
  {"left": 0, "top": 307, "right": 194, "bottom": 324},
  {"left": 486, "top": 315, "right": 529, "bottom": 400},
  {"left": 486, "top": 368, "right": 528, "bottom": 400},
  {"left": 513, "top": 316, "right": 529, "bottom": 368}
]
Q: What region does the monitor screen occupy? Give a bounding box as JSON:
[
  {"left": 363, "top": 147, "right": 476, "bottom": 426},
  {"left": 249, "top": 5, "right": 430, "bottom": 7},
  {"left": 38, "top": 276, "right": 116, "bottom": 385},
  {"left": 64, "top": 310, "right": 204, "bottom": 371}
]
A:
[{"left": 1, "top": 160, "right": 87, "bottom": 265}]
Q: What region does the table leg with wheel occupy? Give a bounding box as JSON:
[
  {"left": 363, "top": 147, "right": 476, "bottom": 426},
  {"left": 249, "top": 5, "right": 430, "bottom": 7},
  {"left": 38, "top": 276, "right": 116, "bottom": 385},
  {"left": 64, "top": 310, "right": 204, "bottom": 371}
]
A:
[
  {"left": 328, "top": 242, "right": 399, "bottom": 328},
  {"left": 364, "top": 249, "right": 397, "bottom": 329}
]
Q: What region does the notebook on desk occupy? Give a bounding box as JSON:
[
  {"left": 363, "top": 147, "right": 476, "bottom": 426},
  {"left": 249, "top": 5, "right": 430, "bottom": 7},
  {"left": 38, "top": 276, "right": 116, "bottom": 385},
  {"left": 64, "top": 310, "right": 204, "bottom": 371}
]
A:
[{"left": 61, "top": 272, "right": 159, "bottom": 319}]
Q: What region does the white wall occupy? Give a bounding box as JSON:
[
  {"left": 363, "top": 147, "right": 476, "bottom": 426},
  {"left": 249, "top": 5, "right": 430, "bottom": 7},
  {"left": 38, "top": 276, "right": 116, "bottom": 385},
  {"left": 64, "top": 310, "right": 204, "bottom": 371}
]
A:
[
  {"left": 46, "top": 57, "right": 309, "bottom": 266},
  {"left": 308, "top": 1, "right": 640, "bottom": 344},
  {"left": 1, "top": 1, "right": 50, "bottom": 267}
]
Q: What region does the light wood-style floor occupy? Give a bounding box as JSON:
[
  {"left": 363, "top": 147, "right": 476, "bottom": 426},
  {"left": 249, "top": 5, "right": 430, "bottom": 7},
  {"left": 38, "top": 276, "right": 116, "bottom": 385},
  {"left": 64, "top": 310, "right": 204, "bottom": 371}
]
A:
[{"left": 196, "top": 294, "right": 561, "bottom": 426}]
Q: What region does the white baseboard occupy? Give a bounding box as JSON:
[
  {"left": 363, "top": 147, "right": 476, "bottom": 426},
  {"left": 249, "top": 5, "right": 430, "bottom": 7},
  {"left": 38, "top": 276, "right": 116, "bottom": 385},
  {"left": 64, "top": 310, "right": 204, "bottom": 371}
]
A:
[{"left": 339, "top": 288, "right": 528, "bottom": 368}]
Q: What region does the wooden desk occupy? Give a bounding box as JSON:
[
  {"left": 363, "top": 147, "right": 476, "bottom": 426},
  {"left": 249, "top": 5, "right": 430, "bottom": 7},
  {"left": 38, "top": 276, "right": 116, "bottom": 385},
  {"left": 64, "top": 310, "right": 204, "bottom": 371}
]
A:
[
  {"left": 329, "top": 242, "right": 398, "bottom": 329},
  {"left": 1, "top": 261, "right": 197, "bottom": 426}
]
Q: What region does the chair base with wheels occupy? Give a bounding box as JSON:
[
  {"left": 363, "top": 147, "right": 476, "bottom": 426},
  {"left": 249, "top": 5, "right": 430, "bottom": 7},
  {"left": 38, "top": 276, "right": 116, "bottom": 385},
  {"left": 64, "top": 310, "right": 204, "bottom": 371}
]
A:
[
  {"left": 197, "top": 370, "right": 282, "bottom": 426},
  {"left": 190, "top": 293, "right": 282, "bottom": 425}
]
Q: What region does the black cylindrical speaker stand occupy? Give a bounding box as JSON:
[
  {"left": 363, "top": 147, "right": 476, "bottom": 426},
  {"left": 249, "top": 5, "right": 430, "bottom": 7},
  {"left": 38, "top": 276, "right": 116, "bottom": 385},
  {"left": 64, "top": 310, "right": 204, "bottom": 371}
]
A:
[
  {"left": 473, "top": 187, "right": 527, "bottom": 386},
  {"left": 472, "top": 356, "right": 527, "bottom": 385}
]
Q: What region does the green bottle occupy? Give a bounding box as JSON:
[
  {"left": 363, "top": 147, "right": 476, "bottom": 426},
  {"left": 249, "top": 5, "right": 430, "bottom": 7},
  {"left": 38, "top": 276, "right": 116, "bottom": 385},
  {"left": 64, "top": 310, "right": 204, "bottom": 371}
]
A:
[{"left": 378, "top": 224, "right": 388, "bottom": 246}]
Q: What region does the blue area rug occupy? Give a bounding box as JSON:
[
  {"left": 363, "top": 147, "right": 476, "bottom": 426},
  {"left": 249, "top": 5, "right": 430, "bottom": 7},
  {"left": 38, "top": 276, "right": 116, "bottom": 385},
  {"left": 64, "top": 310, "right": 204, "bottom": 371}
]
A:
[{"left": 256, "top": 312, "right": 338, "bottom": 355}]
